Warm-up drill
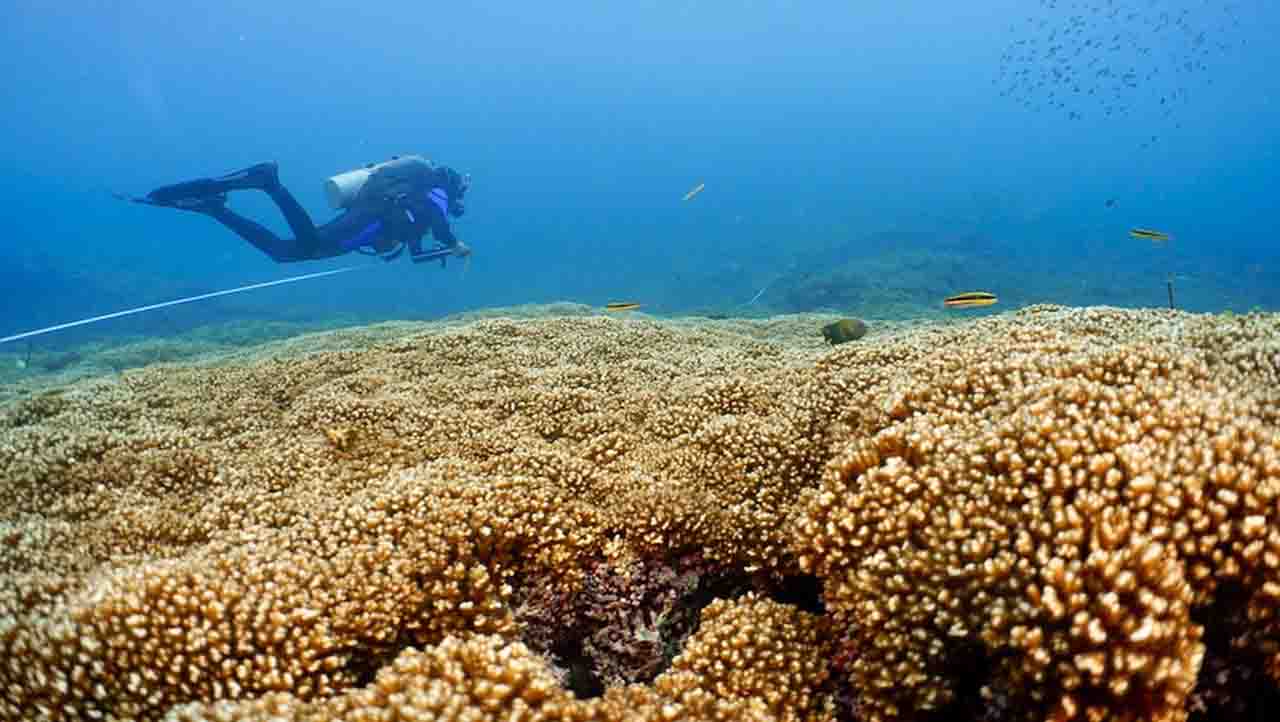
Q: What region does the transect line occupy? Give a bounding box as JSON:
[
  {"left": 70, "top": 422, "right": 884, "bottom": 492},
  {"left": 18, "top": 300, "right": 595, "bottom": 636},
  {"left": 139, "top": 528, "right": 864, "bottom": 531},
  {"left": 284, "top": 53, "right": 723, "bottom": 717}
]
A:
[{"left": 0, "top": 265, "right": 369, "bottom": 345}]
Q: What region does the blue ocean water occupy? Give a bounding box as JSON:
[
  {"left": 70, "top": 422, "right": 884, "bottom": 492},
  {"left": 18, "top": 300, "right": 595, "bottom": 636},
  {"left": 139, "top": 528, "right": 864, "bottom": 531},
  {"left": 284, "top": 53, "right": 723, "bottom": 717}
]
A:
[{"left": 1, "top": 0, "right": 1277, "bottom": 352}]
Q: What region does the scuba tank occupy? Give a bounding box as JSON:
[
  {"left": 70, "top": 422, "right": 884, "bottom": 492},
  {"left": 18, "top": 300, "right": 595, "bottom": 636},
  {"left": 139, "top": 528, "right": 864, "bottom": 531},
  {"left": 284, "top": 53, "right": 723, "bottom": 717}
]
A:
[
  {"left": 323, "top": 167, "right": 374, "bottom": 210},
  {"left": 323, "top": 155, "right": 434, "bottom": 210}
]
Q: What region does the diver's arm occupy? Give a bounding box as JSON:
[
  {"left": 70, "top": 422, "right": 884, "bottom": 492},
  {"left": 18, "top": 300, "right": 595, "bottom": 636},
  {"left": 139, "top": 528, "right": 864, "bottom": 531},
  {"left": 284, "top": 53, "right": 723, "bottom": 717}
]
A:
[
  {"left": 427, "top": 201, "right": 458, "bottom": 247},
  {"left": 408, "top": 198, "right": 458, "bottom": 262}
]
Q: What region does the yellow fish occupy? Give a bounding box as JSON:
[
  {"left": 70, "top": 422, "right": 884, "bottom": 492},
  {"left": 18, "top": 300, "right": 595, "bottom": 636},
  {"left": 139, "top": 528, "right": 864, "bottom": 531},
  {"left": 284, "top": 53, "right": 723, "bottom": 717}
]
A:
[
  {"left": 1130, "top": 228, "right": 1171, "bottom": 242},
  {"left": 605, "top": 302, "right": 642, "bottom": 312},
  {"left": 682, "top": 182, "right": 705, "bottom": 201},
  {"left": 943, "top": 291, "right": 998, "bottom": 308}
]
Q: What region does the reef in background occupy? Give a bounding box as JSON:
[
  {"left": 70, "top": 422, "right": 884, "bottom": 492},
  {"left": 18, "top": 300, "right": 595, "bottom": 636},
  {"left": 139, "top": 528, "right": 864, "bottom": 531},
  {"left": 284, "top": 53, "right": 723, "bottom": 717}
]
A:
[{"left": 1, "top": 306, "right": 1278, "bottom": 721}]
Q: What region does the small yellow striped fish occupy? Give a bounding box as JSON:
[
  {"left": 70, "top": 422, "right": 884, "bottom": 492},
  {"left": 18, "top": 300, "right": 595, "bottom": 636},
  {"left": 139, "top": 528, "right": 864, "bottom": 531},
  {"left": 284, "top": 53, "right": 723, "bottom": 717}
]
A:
[
  {"left": 1129, "top": 228, "right": 1171, "bottom": 242},
  {"left": 682, "top": 182, "right": 705, "bottom": 201},
  {"left": 605, "top": 302, "right": 642, "bottom": 312},
  {"left": 943, "top": 291, "right": 998, "bottom": 308}
]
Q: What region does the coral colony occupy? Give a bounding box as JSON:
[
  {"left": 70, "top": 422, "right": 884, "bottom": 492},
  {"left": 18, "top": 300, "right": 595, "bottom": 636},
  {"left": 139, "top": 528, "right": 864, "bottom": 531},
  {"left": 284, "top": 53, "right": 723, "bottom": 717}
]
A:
[{"left": 1, "top": 306, "right": 1278, "bottom": 720}]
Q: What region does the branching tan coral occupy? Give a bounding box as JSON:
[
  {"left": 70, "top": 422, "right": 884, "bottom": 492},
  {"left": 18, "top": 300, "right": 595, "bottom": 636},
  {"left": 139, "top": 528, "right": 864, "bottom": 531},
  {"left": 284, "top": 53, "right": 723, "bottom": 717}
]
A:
[
  {"left": 166, "top": 594, "right": 829, "bottom": 722},
  {"left": 0, "top": 466, "right": 612, "bottom": 719},
  {"left": 656, "top": 594, "right": 835, "bottom": 721},
  {"left": 0, "top": 307, "right": 1276, "bottom": 721},
  {"left": 795, "top": 332, "right": 1280, "bottom": 721}
]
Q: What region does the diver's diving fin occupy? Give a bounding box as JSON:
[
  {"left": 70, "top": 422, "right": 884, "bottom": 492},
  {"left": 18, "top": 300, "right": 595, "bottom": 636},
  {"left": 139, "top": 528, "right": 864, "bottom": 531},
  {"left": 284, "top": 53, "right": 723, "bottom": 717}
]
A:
[
  {"left": 115, "top": 188, "right": 227, "bottom": 213},
  {"left": 120, "top": 163, "right": 277, "bottom": 212},
  {"left": 111, "top": 190, "right": 151, "bottom": 205}
]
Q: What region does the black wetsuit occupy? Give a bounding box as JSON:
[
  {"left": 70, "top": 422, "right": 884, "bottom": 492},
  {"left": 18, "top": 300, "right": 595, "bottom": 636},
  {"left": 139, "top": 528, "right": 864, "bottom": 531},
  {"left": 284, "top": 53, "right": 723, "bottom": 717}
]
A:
[{"left": 137, "top": 155, "right": 466, "bottom": 264}]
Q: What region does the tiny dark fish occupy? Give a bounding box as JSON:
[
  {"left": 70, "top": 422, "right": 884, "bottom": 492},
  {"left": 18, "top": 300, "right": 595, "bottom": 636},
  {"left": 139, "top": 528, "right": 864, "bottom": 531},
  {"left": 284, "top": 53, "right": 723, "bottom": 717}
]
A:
[
  {"left": 821, "top": 318, "right": 868, "bottom": 346},
  {"left": 1129, "top": 228, "right": 1171, "bottom": 242},
  {"left": 604, "top": 302, "right": 642, "bottom": 312}
]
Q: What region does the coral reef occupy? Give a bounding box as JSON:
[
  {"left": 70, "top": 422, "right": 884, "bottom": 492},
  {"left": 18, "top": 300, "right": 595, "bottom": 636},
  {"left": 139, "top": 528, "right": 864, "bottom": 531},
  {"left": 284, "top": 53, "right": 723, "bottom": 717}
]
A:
[
  {"left": 165, "top": 594, "right": 831, "bottom": 722},
  {"left": 0, "top": 306, "right": 1277, "bottom": 721}
]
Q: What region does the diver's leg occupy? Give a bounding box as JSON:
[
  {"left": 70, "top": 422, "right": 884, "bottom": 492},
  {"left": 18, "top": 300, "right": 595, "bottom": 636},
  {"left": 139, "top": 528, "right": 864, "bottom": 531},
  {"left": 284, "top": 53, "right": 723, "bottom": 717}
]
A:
[
  {"left": 204, "top": 163, "right": 323, "bottom": 247},
  {"left": 203, "top": 202, "right": 371, "bottom": 263},
  {"left": 260, "top": 180, "right": 319, "bottom": 246},
  {"left": 141, "top": 163, "right": 354, "bottom": 262},
  {"left": 203, "top": 205, "right": 315, "bottom": 263}
]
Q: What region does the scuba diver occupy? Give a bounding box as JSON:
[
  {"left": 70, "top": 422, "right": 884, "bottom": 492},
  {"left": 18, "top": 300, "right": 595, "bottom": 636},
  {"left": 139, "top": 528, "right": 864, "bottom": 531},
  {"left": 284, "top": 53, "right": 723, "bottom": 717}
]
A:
[{"left": 120, "top": 155, "right": 471, "bottom": 266}]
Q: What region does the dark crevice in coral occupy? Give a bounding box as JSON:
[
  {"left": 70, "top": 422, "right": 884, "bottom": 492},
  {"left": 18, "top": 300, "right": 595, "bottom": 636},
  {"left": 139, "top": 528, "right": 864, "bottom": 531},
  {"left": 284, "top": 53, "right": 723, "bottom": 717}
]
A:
[
  {"left": 343, "top": 647, "right": 381, "bottom": 686},
  {"left": 922, "top": 643, "right": 1021, "bottom": 722},
  {"left": 767, "top": 573, "right": 824, "bottom": 614},
  {"left": 552, "top": 637, "right": 606, "bottom": 698},
  {"left": 512, "top": 551, "right": 757, "bottom": 697},
  {"left": 337, "top": 630, "right": 423, "bottom": 690},
  {"left": 679, "top": 564, "right": 753, "bottom": 614},
  {"left": 1189, "top": 584, "right": 1280, "bottom": 722},
  {"left": 512, "top": 556, "right": 837, "bottom": 701},
  {"left": 829, "top": 636, "right": 1021, "bottom": 722},
  {"left": 342, "top": 647, "right": 395, "bottom": 689}
]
